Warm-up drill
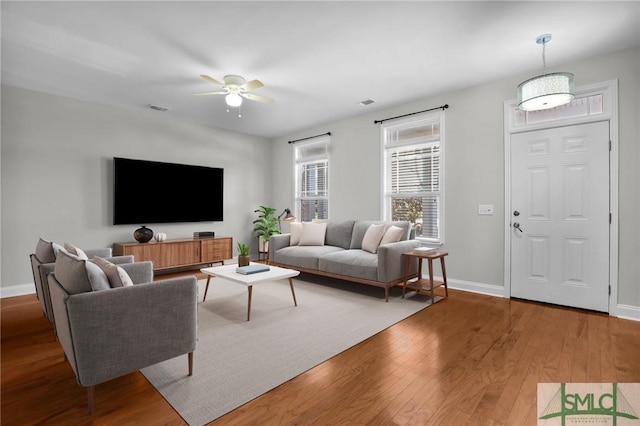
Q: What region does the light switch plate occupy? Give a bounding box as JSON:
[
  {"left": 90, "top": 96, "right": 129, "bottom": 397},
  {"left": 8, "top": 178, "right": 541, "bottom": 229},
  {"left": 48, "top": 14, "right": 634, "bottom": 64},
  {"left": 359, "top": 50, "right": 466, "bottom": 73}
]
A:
[{"left": 478, "top": 204, "right": 494, "bottom": 215}]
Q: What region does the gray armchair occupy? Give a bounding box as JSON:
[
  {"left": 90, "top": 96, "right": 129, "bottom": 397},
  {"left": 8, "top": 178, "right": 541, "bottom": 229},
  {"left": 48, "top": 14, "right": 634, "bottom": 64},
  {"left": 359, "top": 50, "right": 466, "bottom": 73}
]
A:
[
  {"left": 30, "top": 239, "right": 134, "bottom": 323},
  {"left": 48, "top": 255, "right": 198, "bottom": 413}
]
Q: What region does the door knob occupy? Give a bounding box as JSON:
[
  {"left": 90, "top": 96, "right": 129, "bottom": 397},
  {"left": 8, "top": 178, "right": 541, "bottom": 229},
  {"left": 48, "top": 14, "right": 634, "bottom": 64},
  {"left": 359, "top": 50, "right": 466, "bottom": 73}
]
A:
[{"left": 513, "top": 222, "right": 523, "bottom": 232}]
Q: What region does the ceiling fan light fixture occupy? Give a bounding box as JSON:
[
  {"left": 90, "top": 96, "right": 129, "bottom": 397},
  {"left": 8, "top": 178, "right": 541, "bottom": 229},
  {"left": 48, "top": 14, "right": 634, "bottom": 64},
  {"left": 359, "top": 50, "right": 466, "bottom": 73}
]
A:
[
  {"left": 517, "top": 34, "right": 575, "bottom": 111},
  {"left": 225, "top": 93, "right": 243, "bottom": 107}
]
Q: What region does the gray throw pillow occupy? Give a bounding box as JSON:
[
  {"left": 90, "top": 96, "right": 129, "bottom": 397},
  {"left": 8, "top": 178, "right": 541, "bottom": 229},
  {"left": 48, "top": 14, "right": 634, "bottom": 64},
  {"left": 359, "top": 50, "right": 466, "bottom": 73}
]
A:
[
  {"left": 54, "top": 250, "right": 104, "bottom": 294},
  {"left": 35, "top": 238, "right": 62, "bottom": 264}
]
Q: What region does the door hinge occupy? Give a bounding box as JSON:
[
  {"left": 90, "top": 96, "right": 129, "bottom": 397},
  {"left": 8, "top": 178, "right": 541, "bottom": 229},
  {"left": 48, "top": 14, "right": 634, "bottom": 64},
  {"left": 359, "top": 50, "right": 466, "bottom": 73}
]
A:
[
  {"left": 609, "top": 285, "right": 611, "bottom": 295},
  {"left": 609, "top": 213, "right": 612, "bottom": 224},
  {"left": 609, "top": 140, "right": 612, "bottom": 151}
]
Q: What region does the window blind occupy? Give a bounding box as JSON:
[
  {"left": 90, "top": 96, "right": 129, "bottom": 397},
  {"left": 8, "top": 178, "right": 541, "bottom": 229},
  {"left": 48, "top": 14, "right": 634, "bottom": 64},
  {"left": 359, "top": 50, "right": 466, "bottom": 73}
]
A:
[{"left": 382, "top": 113, "right": 444, "bottom": 242}]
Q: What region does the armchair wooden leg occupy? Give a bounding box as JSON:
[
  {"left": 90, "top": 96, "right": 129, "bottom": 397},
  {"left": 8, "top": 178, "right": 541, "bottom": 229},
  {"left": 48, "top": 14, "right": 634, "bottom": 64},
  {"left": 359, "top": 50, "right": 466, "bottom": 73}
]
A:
[
  {"left": 87, "top": 385, "right": 94, "bottom": 415},
  {"left": 188, "top": 352, "right": 194, "bottom": 376}
]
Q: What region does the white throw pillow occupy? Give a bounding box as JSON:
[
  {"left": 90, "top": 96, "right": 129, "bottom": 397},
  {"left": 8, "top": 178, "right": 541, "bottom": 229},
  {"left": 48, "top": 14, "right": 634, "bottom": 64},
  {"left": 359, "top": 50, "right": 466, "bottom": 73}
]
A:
[
  {"left": 298, "top": 222, "right": 327, "bottom": 246},
  {"left": 361, "top": 224, "right": 386, "bottom": 254},
  {"left": 379, "top": 225, "right": 404, "bottom": 247},
  {"left": 289, "top": 222, "right": 303, "bottom": 246}
]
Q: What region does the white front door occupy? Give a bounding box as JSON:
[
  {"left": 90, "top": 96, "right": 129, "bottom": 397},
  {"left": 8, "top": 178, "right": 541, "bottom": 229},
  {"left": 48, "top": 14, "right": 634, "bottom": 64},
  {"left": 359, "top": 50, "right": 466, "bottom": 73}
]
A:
[{"left": 510, "top": 121, "right": 610, "bottom": 312}]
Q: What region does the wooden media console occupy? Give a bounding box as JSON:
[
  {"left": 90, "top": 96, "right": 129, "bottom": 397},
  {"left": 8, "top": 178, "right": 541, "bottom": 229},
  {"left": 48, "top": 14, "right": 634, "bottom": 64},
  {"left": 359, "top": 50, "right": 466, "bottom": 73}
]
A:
[{"left": 113, "top": 237, "right": 233, "bottom": 272}]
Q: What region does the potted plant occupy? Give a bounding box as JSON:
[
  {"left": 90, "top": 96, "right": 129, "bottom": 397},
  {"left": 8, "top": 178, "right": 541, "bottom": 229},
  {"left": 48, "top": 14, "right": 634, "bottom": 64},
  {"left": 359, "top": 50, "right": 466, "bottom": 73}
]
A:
[
  {"left": 252, "top": 206, "right": 280, "bottom": 253},
  {"left": 237, "top": 242, "right": 250, "bottom": 267}
]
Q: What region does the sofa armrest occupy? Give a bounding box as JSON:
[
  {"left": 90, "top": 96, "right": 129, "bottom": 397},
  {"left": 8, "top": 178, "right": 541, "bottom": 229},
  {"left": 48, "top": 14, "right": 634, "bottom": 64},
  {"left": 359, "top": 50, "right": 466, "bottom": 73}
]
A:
[
  {"left": 64, "top": 276, "right": 198, "bottom": 387},
  {"left": 377, "top": 239, "right": 422, "bottom": 283},
  {"left": 268, "top": 234, "right": 291, "bottom": 261},
  {"left": 36, "top": 261, "right": 57, "bottom": 322},
  {"left": 119, "top": 261, "right": 154, "bottom": 284},
  {"left": 85, "top": 248, "right": 113, "bottom": 258}
]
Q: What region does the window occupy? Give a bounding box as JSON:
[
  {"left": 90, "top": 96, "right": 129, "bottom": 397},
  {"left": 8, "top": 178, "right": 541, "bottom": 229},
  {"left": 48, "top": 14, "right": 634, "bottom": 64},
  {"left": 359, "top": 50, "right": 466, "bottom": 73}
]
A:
[
  {"left": 295, "top": 136, "right": 329, "bottom": 221},
  {"left": 382, "top": 112, "right": 444, "bottom": 243}
]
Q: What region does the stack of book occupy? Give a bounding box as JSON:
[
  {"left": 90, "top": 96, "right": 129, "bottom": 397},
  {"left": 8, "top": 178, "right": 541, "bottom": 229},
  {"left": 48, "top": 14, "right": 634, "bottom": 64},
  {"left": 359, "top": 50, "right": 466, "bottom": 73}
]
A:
[{"left": 236, "top": 264, "right": 270, "bottom": 275}]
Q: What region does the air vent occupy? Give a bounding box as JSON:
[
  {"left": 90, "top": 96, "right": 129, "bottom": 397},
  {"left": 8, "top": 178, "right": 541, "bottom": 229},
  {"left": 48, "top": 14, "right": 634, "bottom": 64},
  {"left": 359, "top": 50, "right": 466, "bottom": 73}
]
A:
[
  {"left": 148, "top": 104, "right": 171, "bottom": 112},
  {"left": 358, "top": 99, "right": 375, "bottom": 106}
]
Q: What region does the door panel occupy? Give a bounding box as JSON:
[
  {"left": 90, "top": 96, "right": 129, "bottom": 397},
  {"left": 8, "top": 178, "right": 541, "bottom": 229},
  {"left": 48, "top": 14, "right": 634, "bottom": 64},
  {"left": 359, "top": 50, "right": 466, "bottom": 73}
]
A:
[{"left": 510, "top": 121, "right": 609, "bottom": 312}]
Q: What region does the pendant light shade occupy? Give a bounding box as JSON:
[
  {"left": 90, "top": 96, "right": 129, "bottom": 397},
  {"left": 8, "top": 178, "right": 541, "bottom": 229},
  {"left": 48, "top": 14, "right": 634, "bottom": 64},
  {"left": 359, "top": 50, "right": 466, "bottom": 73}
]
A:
[
  {"left": 518, "top": 72, "right": 575, "bottom": 111},
  {"left": 517, "top": 34, "right": 575, "bottom": 111}
]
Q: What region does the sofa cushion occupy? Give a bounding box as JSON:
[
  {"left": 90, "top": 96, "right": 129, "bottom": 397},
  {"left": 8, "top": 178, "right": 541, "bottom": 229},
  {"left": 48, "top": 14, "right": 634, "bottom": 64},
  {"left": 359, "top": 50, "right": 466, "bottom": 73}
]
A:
[
  {"left": 380, "top": 225, "right": 405, "bottom": 246},
  {"left": 319, "top": 249, "right": 379, "bottom": 281},
  {"left": 325, "top": 220, "right": 355, "bottom": 249},
  {"left": 362, "top": 224, "right": 386, "bottom": 254},
  {"left": 299, "top": 222, "right": 327, "bottom": 246},
  {"left": 289, "top": 222, "right": 303, "bottom": 245},
  {"left": 274, "top": 245, "right": 344, "bottom": 270},
  {"left": 93, "top": 256, "right": 134, "bottom": 288},
  {"left": 35, "top": 238, "right": 62, "bottom": 264}
]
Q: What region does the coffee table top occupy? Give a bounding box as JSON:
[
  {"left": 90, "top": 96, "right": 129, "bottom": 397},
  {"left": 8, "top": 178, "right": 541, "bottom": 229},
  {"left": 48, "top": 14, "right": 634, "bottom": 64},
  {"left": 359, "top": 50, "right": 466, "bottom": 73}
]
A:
[{"left": 201, "top": 263, "right": 300, "bottom": 286}]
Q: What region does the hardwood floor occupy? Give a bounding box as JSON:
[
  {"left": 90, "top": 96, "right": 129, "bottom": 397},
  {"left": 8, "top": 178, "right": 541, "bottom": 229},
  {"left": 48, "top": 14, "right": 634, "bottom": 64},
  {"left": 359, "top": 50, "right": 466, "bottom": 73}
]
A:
[{"left": 2, "top": 283, "right": 639, "bottom": 425}]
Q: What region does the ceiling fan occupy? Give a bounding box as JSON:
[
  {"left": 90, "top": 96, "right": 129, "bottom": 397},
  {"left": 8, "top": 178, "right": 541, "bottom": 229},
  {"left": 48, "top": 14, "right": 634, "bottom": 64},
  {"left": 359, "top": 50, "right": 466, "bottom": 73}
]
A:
[{"left": 194, "top": 75, "right": 274, "bottom": 109}]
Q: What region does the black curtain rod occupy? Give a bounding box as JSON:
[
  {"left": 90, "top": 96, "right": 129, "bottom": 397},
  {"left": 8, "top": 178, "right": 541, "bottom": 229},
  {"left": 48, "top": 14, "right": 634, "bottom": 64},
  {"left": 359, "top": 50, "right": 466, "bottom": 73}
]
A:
[
  {"left": 374, "top": 104, "right": 449, "bottom": 124},
  {"left": 288, "top": 132, "right": 331, "bottom": 144}
]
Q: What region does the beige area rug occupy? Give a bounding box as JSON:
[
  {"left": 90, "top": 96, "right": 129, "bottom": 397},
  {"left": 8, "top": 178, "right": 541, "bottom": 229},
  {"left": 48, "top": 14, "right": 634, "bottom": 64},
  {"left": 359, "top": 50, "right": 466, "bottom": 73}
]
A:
[{"left": 141, "top": 273, "right": 436, "bottom": 426}]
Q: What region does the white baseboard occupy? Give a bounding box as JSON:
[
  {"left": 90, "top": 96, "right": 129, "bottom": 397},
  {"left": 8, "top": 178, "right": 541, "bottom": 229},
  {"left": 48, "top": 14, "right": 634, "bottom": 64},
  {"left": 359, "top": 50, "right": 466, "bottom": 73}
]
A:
[
  {"left": 1, "top": 283, "right": 36, "bottom": 299},
  {"left": 437, "top": 277, "right": 506, "bottom": 298},
  {"left": 433, "top": 276, "right": 639, "bottom": 322},
  {"left": 615, "top": 304, "right": 640, "bottom": 321}
]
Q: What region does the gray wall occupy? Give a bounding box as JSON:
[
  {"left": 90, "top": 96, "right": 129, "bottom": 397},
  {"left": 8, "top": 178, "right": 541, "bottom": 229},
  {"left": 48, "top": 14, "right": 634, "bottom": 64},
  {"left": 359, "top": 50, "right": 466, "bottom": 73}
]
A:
[
  {"left": 1, "top": 85, "right": 272, "bottom": 291},
  {"left": 2, "top": 47, "right": 638, "bottom": 313},
  {"left": 270, "top": 46, "right": 640, "bottom": 310}
]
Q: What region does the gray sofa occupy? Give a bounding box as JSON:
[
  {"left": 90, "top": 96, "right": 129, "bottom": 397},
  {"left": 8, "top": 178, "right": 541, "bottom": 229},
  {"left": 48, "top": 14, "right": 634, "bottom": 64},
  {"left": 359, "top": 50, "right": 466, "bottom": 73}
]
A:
[
  {"left": 48, "top": 253, "right": 198, "bottom": 413},
  {"left": 268, "top": 220, "right": 421, "bottom": 301}
]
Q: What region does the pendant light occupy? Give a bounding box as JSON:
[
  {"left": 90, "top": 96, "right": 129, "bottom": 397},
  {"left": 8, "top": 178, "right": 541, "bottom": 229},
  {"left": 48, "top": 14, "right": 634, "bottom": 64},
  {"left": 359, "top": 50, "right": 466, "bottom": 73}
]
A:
[{"left": 517, "top": 34, "right": 575, "bottom": 111}]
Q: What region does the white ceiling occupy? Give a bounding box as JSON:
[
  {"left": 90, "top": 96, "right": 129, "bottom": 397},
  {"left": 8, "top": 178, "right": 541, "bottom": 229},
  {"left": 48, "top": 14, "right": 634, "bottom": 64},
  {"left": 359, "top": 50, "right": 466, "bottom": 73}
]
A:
[{"left": 2, "top": 1, "right": 639, "bottom": 138}]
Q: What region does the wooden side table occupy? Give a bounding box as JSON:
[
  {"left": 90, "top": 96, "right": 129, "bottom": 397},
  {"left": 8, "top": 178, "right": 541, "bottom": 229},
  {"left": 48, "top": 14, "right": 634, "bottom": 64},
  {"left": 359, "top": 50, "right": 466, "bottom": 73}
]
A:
[{"left": 401, "top": 250, "right": 449, "bottom": 304}]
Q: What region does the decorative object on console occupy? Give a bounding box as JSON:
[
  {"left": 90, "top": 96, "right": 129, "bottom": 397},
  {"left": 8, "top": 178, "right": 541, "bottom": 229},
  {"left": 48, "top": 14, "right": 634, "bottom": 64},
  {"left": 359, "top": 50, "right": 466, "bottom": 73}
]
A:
[
  {"left": 517, "top": 34, "right": 575, "bottom": 111},
  {"left": 154, "top": 232, "right": 167, "bottom": 242},
  {"left": 237, "top": 242, "right": 250, "bottom": 267},
  {"left": 134, "top": 226, "right": 154, "bottom": 243},
  {"left": 277, "top": 208, "right": 296, "bottom": 231},
  {"left": 193, "top": 231, "right": 215, "bottom": 238},
  {"left": 253, "top": 206, "right": 280, "bottom": 253}
]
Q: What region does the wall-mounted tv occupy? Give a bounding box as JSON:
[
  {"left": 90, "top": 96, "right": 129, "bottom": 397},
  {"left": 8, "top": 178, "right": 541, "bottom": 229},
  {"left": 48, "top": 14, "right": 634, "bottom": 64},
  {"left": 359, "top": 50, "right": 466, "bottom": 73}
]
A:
[{"left": 113, "top": 157, "right": 223, "bottom": 225}]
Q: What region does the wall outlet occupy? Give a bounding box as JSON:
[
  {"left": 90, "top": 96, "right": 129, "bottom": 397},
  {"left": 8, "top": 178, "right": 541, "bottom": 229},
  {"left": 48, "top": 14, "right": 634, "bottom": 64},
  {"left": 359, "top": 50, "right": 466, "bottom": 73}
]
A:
[{"left": 478, "top": 204, "right": 494, "bottom": 215}]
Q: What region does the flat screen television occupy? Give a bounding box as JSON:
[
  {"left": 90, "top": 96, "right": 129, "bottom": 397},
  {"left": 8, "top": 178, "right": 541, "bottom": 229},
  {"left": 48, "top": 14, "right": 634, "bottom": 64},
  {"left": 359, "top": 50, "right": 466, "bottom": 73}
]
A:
[{"left": 113, "top": 157, "right": 223, "bottom": 225}]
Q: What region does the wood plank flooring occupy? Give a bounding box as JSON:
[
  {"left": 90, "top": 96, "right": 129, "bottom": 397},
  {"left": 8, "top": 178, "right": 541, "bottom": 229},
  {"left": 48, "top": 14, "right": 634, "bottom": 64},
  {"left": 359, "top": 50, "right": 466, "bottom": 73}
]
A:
[{"left": 2, "top": 284, "right": 639, "bottom": 425}]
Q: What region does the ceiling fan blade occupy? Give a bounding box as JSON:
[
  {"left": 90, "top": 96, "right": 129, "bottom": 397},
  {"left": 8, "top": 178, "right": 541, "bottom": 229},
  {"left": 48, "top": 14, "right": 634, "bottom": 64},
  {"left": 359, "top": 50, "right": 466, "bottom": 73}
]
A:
[
  {"left": 193, "top": 90, "right": 228, "bottom": 96},
  {"left": 200, "top": 74, "right": 224, "bottom": 87},
  {"left": 240, "top": 79, "right": 264, "bottom": 91},
  {"left": 241, "top": 92, "right": 274, "bottom": 104}
]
